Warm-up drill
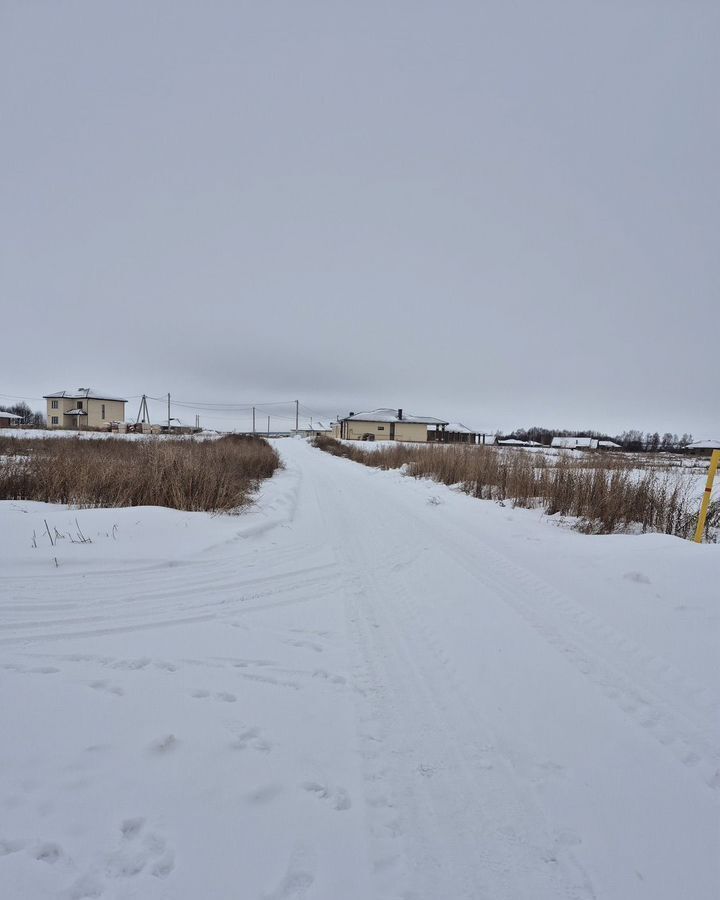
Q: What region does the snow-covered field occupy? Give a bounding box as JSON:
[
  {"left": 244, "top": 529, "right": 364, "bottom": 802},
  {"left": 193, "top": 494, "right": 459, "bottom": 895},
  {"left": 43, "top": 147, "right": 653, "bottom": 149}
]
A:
[{"left": 1, "top": 438, "right": 718, "bottom": 899}]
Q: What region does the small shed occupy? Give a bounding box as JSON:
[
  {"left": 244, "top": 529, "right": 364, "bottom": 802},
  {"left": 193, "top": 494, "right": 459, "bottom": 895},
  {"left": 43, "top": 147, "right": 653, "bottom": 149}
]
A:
[
  {"left": 551, "top": 437, "right": 599, "bottom": 450},
  {"left": 0, "top": 411, "right": 23, "bottom": 428}
]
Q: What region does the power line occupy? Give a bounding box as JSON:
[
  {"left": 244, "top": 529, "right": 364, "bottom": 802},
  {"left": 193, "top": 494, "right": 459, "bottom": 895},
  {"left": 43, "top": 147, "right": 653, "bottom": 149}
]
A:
[
  {"left": 0, "top": 392, "right": 45, "bottom": 402},
  {"left": 155, "top": 398, "right": 298, "bottom": 410}
]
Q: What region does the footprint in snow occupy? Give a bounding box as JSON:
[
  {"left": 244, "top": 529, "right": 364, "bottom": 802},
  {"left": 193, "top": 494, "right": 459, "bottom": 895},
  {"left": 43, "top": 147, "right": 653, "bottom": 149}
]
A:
[
  {"left": 148, "top": 734, "right": 178, "bottom": 754},
  {"left": 262, "top": 842, "right": 316, "bottom": 900},
  {"left": 623, "top": 571, "right": 651, "bottom": 585},
  {"left": 33, "top": 842, "right": 63, "bottom": 864},
  {"left": 67, "top": 818, "right": 175, "bottom": 894},
  {"left": 190, "top": 689, "right": 237, "bottom": 703},
  {"left": 215, "top": 691, "right": 237, "bottom": 703},
  {"left": 67, "top": 872, "right": 105, "bottom": 899},
  {"left": 286, "top": 639, "right": 323, "bottom": 653},
  {"left": 301, "top": 782, "right": 352, "bottom": 811},
  {"left": 0, "top": 838, "right": 26, "bottom": 856},
  {"left": 110, "top": 657, "right": 152, "bottom": 671},
  {"left": 230, "top": 726, "right": 272, "bottom": 753},
  {"left": 311, "top": 669, "right": 346, "bottom": 685},
  {"left": 245, "top": 784, "right": 283, "bottom": 805},
  {"left": 121, "top": 818, "right": 146, "bottom": 839},
  {"left": 89, "top": 680, "right": 124, "bottom": 696}
]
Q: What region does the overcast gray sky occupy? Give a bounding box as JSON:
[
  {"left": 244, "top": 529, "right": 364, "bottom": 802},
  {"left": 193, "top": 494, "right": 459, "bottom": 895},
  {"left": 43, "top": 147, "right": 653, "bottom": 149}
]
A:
[{"left": 2, "top": 1, "right": 718, "bottom": 435}]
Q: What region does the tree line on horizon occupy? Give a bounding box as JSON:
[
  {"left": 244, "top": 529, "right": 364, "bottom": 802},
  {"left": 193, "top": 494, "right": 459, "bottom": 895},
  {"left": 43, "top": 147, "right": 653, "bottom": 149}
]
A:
[{"left": 500, "top": 426, "right": 695, "bottom": 452}]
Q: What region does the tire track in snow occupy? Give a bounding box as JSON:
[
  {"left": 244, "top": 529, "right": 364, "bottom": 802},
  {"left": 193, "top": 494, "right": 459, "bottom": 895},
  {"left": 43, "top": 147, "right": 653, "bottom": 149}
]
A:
[
  {"left": 323, "top": 465, "right": 593, "bottom": 900},
  {"left": 0, "top": 564, "right": 341, "bottom": 646},
  {"left": 325, "top": 449, "right": 720, "bottom": 794},
  {"left": 390, "top": 500, "right": 720, "bottom": 793}
]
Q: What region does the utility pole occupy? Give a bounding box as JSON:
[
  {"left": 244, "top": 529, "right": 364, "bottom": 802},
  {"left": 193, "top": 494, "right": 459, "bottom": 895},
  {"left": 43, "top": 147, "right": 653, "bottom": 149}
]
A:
[
  {"left": 295, "top": 400, "right": 299, "bottom": 433},
  {"left": 267, "top": 416, "right": 270, "bottom": 436},
  {"left": 167, "top": 393, "right": 171, "bottom": 431},
  {"left": 135, "top": 395, "right": 151, "bottom": 425},
  {"left": 252, "top": 407, "right": 256, "bottom": 434}
]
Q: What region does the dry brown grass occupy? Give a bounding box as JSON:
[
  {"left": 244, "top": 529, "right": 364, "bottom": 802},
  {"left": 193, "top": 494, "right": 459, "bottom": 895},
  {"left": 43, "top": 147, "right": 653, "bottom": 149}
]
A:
[
  {"left": 312, "top": 435, "right": 714, "bottom": 539},
  {"left": 0, "top": 434, "right": 280, "bottom": 512}
]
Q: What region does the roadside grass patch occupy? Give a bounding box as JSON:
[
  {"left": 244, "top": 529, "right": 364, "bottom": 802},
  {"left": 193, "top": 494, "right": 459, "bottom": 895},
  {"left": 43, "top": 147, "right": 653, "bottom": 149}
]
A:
[
  {"left": 312, "top": 436, "right": 717, "bottom": 539},
  {"left": 0, "top": 434, "right": 280, "bottom": 512}
]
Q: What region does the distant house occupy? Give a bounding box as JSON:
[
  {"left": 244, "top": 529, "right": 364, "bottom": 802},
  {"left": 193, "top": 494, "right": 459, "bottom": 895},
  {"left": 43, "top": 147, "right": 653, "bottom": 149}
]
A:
[
  {"left": 686, "top": 439, "right": 720, "bottom": 456},
  {"left": 417, "top": 423, "right": 499, "bottom": 445},
  {"left": 293, "top": 422, "right": 333, "bottom": 438},
  {"left": 44, "top": 389, "right": 127, "bottom": 430},
  {"left": 497, "top": 438, "right": 543, "bottom": 448},
  {"left": 551, "top": 437, "right": 599, "bottom": 450},
  {"left": 0, "top": 411, "right": 23, "bottom": 428},
  {"left": 339, "top": 408, "right": 448, "bottom": 442},
  {"left": 428, "top": 422, "right": 478, "bottom": 444},
  {"left": 598, "top": 440, "right": 621, "bottom": 450}
]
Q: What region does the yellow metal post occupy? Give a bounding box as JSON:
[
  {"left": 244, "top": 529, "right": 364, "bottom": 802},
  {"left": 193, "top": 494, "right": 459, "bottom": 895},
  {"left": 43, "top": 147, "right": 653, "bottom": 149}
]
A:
[{"left": 694, "top": 450, "right": 720, "bottom": 543}]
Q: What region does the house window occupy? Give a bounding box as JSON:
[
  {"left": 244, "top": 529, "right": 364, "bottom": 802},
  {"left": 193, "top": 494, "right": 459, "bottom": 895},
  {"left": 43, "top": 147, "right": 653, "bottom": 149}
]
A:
[
  {"left": 77, "top": 401, "right": 83, "bottom": 410},
  {"left": 377, "top": 425, "right": 385, "bottom": 431},
  {"left": 101, "top": 403, "right": 106, "bottom": 419},
  {"left": 51, "top": 400, "right": 58, "bottom": 409},
  {"left": 51, "top": 416, "right": 59, "bottom": 425}
]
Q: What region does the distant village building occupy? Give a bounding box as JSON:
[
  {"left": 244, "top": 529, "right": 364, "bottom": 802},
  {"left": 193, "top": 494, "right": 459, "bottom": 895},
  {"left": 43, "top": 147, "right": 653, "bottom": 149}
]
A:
[
  {"left": 428, "top": 422, "right": 477, "bottom": 444},
  {"left": 0, "top": 411, "right": 23, "bottom": 428},
  {"left": 686, "top": 439, "right": 720, "bottom": 456},
  {"left": 339, "top": 409, "right": 448, "bottom": 442},
  {"left": 293, "top": 422, "right": 333, "bottom": 438},
  {"left": 497, "top": 438, "right": 543, "bottom": 448},
  {"left": 598, "top": 440, "right": 622, "bottom": 450},
  {"left": 551, "top": 437, "right": 599, "bottom": 450},
  {"left": 44, "top": 389, "right": 127, "bottom": 430}
]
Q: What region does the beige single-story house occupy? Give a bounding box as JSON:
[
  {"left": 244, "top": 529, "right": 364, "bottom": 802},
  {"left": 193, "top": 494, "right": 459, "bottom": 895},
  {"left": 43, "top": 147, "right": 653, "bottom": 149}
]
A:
[
  {"left": 338, "top": 408, "right": 448, "bottom": 442},
  {"left": 44, "top": 389, "right": 127, "bottom": 430},
  {"left": 0, "top": 411, "right": 23, "bottom": 428}
]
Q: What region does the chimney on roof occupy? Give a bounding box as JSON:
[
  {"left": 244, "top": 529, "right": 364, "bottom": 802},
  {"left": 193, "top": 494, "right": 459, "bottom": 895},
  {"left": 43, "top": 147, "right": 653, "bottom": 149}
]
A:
[{"left": 398, "top": 408, "right": 403, "bottom": 420}]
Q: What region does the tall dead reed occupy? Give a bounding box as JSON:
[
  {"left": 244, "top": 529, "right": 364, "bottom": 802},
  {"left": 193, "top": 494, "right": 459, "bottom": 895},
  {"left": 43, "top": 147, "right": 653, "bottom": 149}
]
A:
[
  {"left": 0, "top": 434, "right": 280, "bottom": 512},
  {"left": 312, "top": 436, "right": 707, "bottom": 538}
]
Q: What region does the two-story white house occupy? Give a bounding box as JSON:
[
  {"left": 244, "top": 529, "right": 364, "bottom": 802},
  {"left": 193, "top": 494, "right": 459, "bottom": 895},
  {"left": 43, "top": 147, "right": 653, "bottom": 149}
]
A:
[{"left": 44, "top": 389, "right": 127, "bottom": 430}]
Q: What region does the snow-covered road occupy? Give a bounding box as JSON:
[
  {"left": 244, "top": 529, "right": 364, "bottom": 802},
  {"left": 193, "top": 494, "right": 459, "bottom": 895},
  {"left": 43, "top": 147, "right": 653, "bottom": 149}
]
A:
[{"left": 1, "top": 438, "right": 718, "bottom": 900}]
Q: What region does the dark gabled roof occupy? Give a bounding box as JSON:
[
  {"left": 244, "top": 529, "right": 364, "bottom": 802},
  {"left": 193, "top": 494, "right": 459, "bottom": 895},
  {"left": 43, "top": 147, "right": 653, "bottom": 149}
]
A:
[
  {"left": 44, "top": 389, "right": 127, "bottom": 402},
  {"left": 342, "top": 408, "right": 449, "bottom": 426}
]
